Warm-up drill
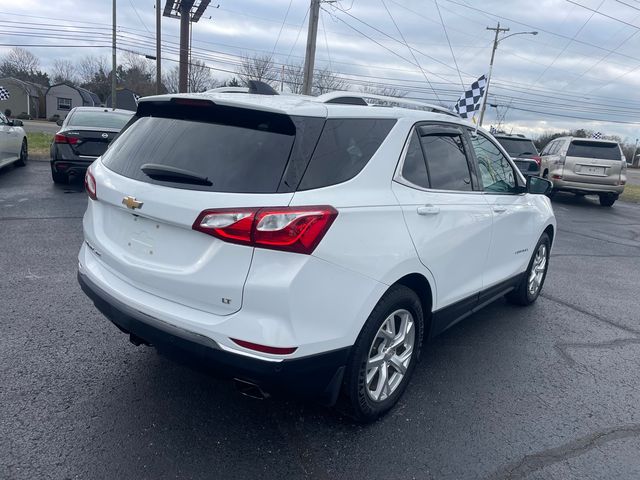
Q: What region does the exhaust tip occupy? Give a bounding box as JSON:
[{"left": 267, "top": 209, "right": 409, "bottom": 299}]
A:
[{"left": 233, "top": 378, "right": 268, "bottom": 400}]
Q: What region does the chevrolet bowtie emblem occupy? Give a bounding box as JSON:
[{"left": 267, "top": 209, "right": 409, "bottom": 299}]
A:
[{"left": 122, "top": 195, "right": 143, "bottom": 210}]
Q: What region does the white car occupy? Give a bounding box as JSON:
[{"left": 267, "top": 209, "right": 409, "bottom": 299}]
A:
[
  {"left": 78, "top": 89, "right": 556, "bottom": 422},
  {"left": 0, "top": 112, "right": 27, "bottom": 169}
]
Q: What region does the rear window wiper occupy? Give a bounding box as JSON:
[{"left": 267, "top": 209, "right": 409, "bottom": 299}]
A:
[{"left": 140, "top": 163, "right": 213, "bottom": 186}]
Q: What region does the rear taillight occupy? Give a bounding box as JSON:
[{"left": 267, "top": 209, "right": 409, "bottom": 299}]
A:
[
  {"left": 193, "top": 206, "right": 338, "bottom": 254},
  {"left": 54, "top": 133, "right": 79, "bottom": 145},
  {"left": 532, "top": 156, "right": 542, "bottom": 166},
  {"left": 84, "top": 169, "right": 97, "bottom": 200}
]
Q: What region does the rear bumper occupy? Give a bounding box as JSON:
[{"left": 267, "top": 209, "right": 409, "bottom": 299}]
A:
[
  {"left": 552, "top": 177, "right": 624, "bottom": 195},
  {"left": 51, "top": 158, "right": 94, "bottom": 176},
  {"left": 78, "top": 270, "right": 350, "bottom": 404}
]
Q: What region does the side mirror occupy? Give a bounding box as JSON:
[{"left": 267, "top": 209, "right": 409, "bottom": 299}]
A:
[
  {"left": 56, "top": 119, "right": 63, "bottom": 126},
  {"left": 527, "top": 175, "right": 553, "bottom": 195},
  {"left": 10, "top": 119, "right": 23, "bottom": 127}
]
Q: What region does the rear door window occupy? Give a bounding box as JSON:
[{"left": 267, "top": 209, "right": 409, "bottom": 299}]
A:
[
  {"left": 420, "top": 133, "right": 472, "bottom": 191},
  {"left": 401, "top": 131, "right": 429, "bottom": 188},
  {"left": 567, "top": 140, "right": 621, "bottom": 160},
  {"left": 102, "top": 105, "right": 299, "bottom": 193},
  {"left": 298, "top": 118, "right": 396, "bottom": 190}
]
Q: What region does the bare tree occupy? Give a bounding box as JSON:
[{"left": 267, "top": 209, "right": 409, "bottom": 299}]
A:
[
  {"left": 237, "top": 54, "right": 278, "bottom": 87},
  {"left": 312, "top": 67, "right": 349, "bottom": 95},
  {"left": 77, "top": 55, "right": 109, "bottom": 85},
  {"left": 283, "top": 63, "right": 304, "bottom": 94},
  {"left": 1, "top": 47, "right": 40, "bottom": 74},
  {"left": 360, "top": 85, "right": 408, "bottom": 99},
  {"left": 0, "top": 47, "right": 49, "bottom": 84},
  {"left": 162, "top": 61, "right": 215, "bottom": 94},
  {"left": 163, "top": 67, "right": 179, "bottom": 94},
  {"left": 51, "top": 59, "right": 78, "bottom": 84},
  {"left": 189, "top": 60, "right": 216, "bottom": 92}
]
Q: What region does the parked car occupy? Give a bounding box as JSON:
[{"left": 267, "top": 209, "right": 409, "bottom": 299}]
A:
[
  {"left": 0, "top": 112, "right": 27, "bottom": 169},
  {"left": 493, "top": 133, "right": 541, "bottom": 176},
  {"left": 540, "top": 136, "right": 627, "bottom": 206},
  {"left": 50, "top": 107, "right": 133, "bottom": 184},
  {"left": 77, "top": 90, "right": 556, "bottom": 422}
]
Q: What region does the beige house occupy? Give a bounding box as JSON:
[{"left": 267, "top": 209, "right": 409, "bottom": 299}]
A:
[
  {"left": 46, "top": 83, "right": 101, "bottom": 118},
  {"left": 0, "top": 77, "right": 46, "bottom": 119}
]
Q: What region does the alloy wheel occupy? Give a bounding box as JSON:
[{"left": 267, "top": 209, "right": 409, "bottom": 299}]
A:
[
  {"left": 365, "top": 309, "right": 415, "bottom": 402},
  {"left": 528, "top": 244, "right": 547, "bottom": 296}
]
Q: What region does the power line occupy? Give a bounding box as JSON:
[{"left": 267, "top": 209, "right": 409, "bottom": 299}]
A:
[
  {"left": 433, "top": 0, "right": 465, "bottom": 90},
  {"left": 377, "top": 0, "right": 443, "bottom": 102},
  {"left": 128, "top": 0, "right": 153, "bottom": 34},
  {"left": 529, "top": 0, "right": 605, "bottom": 87},
  {"left": 271, "top": 0, "right": 294, "bottom": 57}
]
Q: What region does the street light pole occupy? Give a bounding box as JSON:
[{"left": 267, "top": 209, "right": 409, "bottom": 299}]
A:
[{"left": 478, "top": 25, "right": 538, "bottom": 127}]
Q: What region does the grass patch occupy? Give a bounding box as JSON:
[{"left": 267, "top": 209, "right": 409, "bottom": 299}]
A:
[
  {"left": 621, "top": 184, "right": 640, "bottom": 203},
  {"left": 26, "top": 132, "right": 53, "bottom": 158}
]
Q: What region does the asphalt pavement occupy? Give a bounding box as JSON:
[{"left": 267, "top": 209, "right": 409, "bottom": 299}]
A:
[{"left": 1, "top": 161, "right": 640, "bottom": 480}]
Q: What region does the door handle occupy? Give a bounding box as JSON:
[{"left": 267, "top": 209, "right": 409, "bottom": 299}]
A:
[
  {"left": 417, "top": 205, "right": 440, "bottom": 215},
  {"left": 493, "top": 206, "right": 508, "bottom": 213}
]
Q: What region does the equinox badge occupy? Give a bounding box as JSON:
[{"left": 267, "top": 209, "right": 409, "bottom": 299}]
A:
[{"left": 122, "top": 195, "right": 143, "bottom": 210}]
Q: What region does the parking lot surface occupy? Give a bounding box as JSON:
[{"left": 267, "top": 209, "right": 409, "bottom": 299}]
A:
[{"left": 2, "top": 161, "right": 639, "bottom": 480}]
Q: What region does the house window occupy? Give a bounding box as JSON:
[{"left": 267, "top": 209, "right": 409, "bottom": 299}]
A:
[{"left": 57, "top": 98, "right": 72, "bottom": 111}]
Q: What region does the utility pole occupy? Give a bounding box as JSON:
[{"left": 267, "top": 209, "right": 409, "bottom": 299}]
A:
[
  {"left": 163, "top": 0, "right": 210, "bottom": 93},
  {"left": 156, "top": 0, "right": 161, "bottom": 94},
  {"left": 478, "top": 23, "right": 509, "bottom": 126},
  {"left": 111, "top": 0, "right": 117, "bottom": 109},
  {"left": 302, "top": 0, "right": 320, "bottom": 96},
  {"left": 179, "top": 1, "right": 192, "bottom": 93}
]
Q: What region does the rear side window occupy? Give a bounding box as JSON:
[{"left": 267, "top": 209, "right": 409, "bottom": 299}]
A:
[
  {"left": 421, "top": 134, "right": 472, "bottom": 191},
  {"left": 102, "top": 106, "right": 297, "bottom": 193},
  {"left": 567, "top": 140, "right": 621, "bottom": 160},
  {"left": 298, "top": 118, "right": 396, "bottom": 190}
]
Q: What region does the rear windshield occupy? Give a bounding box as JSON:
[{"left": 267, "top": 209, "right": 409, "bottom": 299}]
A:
[
  {"left": 102, "top": 102, "right": 396, "bottom": 193},
  {"left": 495, "top": 137, "right": 538, "bottom": 158},
  {"left": 68, "top": 110, "right": 132, "bottom": 129},
  {"left": 102, "top": 112, "right": 296, "bottom": 193},
  {"left": 567, "top": 140, "right": 621, "bottom": 160}
]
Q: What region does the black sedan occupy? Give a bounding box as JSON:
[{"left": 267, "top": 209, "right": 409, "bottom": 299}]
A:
[
  {"left": 50, "top": 107, "right": 133, "bottom": 184},
  {"left": 493, "top": 133, "right": 541, "bottom": 176}
]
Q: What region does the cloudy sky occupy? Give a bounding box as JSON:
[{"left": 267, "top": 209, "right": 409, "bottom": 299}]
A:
[{"left": 2, "top": 0, "right": 640, "bottom": 141}]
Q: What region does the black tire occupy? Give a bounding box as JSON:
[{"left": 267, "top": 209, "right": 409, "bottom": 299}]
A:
[
  {"left": 15, "top": 139, "right": 27, "bottom": 167},
  {"left": 51, "top": 166, "right": 68, "bottom": 184},
  {"left": 507, "top": 233, "right": 550, "bottom": 306},
  {"left": 599, "top": 194, "right": 617, "bottom": 207},
  {"left": 341, "top": 285, "right": 424, "bottom": 423}
]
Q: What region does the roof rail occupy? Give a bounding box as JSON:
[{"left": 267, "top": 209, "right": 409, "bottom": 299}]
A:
[
  {"left": 316, "top": 91, "right": 458, "bottom": 117},
  {"left": 206, "top": 81, "right": 279, "bottom": 96}
]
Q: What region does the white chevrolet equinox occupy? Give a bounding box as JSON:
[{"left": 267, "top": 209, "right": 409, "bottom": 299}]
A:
[{"left": 78, "top": 87, "right": 556, "bottom": 422}]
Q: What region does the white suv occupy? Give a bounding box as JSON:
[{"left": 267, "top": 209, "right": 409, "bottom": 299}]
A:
[{"left": 78, "top": 90, "right": 556, "bottom": 422}]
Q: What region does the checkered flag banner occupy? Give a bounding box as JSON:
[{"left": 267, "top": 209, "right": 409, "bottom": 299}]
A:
[
  {"left": 591, "top": 131, "right": 602, "bottom": 139},
  {"left": 454, "top": 75, "right": 487, "bottom": 118},
  {"left": 0, "top": 86, "right": 9, "bottom": 100}
]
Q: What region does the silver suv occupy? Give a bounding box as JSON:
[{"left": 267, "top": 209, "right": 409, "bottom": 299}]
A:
[{"left": 540, "top": 136, "right": 627, "bottom": 206}]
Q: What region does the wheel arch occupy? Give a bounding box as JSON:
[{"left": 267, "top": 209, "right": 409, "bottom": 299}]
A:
[
  {"left": 388, "top": 272, "right": 433, "bottom": 341},
  {"left": 543, "top": 224, "right": 555, "bottom": 247}
]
